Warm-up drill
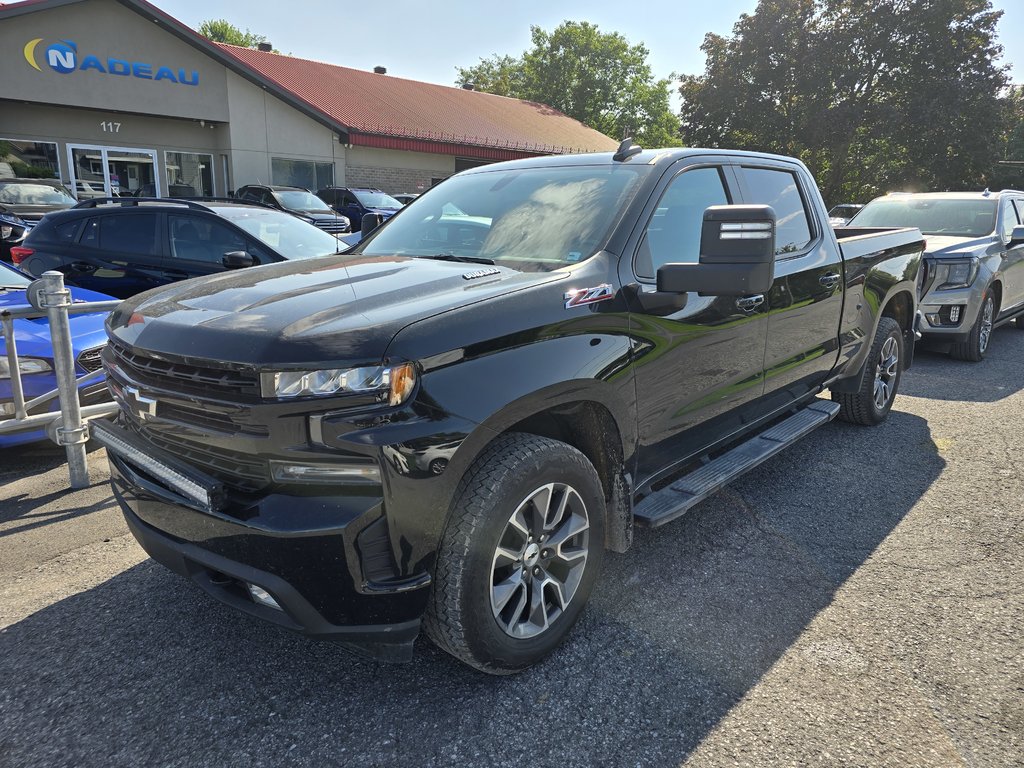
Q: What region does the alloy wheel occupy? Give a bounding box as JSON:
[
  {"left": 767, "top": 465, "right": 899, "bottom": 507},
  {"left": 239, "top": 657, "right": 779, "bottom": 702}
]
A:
[
  {"left": 873, "top": 336, "right": 899, "bottom": 410},
  {"left": 489, "top": 483, "right": 590, "bottom": 639},
  {"left": 978, "top": 296, "right": 994, "bottom": 354}
]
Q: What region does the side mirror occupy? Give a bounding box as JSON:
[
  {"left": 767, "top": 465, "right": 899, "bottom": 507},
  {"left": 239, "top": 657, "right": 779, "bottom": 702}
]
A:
[
  {"left": 222, "top": 251, "right": 253, "bottom": 269},
  {"left": 657, "top": 205, "right": 776, "bottom": 296},
  {"left": 1010, "top": 224, "right": 1024, "bottom": 247},
  {"left": 361, "top": 212, "right": 384, "bottom": 236}
]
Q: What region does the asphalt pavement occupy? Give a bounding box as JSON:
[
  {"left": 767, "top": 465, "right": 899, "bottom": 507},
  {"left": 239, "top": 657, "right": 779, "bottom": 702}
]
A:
[{"left": 1, "top": 331, "right": 1022, "bottom": 768}]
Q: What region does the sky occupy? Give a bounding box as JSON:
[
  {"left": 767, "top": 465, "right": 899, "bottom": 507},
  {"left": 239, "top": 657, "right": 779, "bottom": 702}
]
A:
[{"left": 156, "top": 0, "right": 1024, "bottom": 92}]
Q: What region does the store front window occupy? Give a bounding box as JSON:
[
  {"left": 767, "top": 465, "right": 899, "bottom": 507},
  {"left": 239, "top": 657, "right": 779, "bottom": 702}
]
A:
[
  {"left": 0, "top": 139, "right": 60, "bottom": 179},
  {"left": 69, "top": 145, "right": 158, "bottom": 199},
  {"left": 166, "top": 152, "right": 214, "bottom": 197},
  {"left": 271, "top": 158, "right": 334, "bottom": 190}
]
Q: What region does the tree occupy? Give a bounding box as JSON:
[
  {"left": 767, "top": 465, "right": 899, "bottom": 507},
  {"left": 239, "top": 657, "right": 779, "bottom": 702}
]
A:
[
  {"left": 198, "top": 19, "right": 275, "bottom": 50},
  {"left": 457, "top": 22, "right": 680, "bottom": 148},
  {"left": 679, "top": 0, "right": 1008, "bottom": 204}
]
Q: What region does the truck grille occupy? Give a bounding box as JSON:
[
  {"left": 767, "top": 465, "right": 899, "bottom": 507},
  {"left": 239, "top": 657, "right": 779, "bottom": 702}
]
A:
[
  {"left": 77, "top": 346, "right": 105, "bottom": 373},
  {"left": 129, "top": 422, "right": 270, "bottom": 493},
  {"left": 316, "top": 219, "right": 350, "bottom": 234},
  {"left": 106, "top": 341, "right": 261, "bottom": 400}
]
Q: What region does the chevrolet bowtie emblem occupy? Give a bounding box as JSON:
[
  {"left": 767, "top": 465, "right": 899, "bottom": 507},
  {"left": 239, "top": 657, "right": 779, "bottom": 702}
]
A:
[{"left": 124, "top": 385, "right": 158, "bottom": 420}]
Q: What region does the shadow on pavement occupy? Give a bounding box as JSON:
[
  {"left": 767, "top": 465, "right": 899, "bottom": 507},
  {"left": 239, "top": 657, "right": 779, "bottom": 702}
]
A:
[
  {"left": 906, "top": 329, "right": 1024, "bottom": 402},
  {"left": 0, "top": 411, "right": 943, "bottom": 768}
]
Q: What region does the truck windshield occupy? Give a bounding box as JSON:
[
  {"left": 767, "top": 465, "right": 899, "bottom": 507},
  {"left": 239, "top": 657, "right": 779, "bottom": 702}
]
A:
[
  {"left": 276, "top": 191, "right": 333, "bottom": 212},
  {"left": 850, "top": 197, "right": 997, "bottom": 237},
  {"left": 353, "top": 191, "right": 402, "bottom": 210},
  {"left": 355, "top": 165, "right": 650, "bottom": 271}
]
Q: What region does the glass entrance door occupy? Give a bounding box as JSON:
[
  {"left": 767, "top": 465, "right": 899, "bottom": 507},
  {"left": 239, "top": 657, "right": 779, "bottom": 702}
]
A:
[{"left": 67, "top": 144, "right": 159, "bottom": 200}]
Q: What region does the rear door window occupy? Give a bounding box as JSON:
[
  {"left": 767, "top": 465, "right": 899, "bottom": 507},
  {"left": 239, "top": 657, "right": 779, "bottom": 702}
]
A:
[
  {"left": 737, "top": 167, "right": 813, "bottom": 256},
  {"left": 98, "top": 213, "right": 160, "bottom": 256}
]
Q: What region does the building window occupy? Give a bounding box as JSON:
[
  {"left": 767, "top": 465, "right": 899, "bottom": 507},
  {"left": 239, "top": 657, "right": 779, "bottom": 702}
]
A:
[
  {"left": 0, "top": 139, "right": 60, "bottom": 179},
  {"left": 165, "top": 151, "right": 214, "bottom": 197},
  {"left": 271, "top": 158, "right": 334, "bottom": 190}
]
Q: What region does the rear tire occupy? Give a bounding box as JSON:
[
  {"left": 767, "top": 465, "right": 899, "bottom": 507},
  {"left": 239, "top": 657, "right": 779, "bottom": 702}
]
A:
[
  {"left": 832, "top": 316, "right": 904, "bottom": 426},
  {"left": 950, "top": 292, "right": 995, "bottom": 362},
  {"left": 424, "top": 432, "right": 605, "bottom": 674}
]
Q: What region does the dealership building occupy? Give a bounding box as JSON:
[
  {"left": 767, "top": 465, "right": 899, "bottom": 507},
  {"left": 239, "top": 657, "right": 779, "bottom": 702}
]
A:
[{"left": 0, "top": 0, "right": 616, "bottom": 199}]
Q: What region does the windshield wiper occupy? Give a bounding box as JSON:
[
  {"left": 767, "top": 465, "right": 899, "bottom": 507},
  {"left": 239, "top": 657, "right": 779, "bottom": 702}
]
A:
[{"left": 421, "top": 253, "right": 495, "bottom": 265}]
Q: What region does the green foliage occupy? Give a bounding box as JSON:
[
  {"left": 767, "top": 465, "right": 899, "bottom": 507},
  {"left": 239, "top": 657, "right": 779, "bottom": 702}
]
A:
[
  {"left": 198, "top": 19, "right": 276, "bottom": 51},
  {"left": 679, "top": 0, "right": 1009, "bottom": 205},
  {"left": 457, "top": 21, "right": 680, "bottom": 148}
]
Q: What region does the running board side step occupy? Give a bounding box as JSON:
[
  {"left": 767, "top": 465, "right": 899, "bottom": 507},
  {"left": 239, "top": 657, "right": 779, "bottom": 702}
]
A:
[{"left": 633, "top": 400, "right": 841, "bottom": 528}]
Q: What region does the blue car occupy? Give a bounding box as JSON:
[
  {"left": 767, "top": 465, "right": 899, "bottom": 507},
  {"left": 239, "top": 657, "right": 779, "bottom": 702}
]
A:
[{"left": 0, "top": 262, "right": 113, "bottom": 447}]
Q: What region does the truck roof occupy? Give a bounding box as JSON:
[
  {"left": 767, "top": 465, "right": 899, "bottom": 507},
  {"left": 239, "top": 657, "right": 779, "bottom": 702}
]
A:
[{"left": 458, "top": 147, "right": 811, "bottom": 175}]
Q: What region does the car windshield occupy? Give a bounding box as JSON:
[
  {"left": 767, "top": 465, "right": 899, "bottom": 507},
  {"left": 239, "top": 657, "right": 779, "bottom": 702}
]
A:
[
  {"left": 355, "top": 165, "right": 650, "bottom": 271},
  {"left": 0, "top": 264, "right": 31, "bottom": 289},
  {"left": 276, "top": 191, "right": 333, "bottom": 212},
  {"left": 849, "top": 197, "right": 997, "bottom": 237},
  {"left": 353, "top": 190, "right": 403, "bottom": 210},
  {"left": 0, "top": 182, "right": 76, "bottom": 206},
  {"left": 216, "top": 207, "right": 342, "bottom": 259},
  {"left": 829, "top": 205, "right": 860, "bottom": 218}
]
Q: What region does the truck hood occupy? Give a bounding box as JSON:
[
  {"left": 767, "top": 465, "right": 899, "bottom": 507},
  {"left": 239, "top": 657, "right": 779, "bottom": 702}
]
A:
[
  {"left": 107, "top": 255, "right": 562, "bottom": 366},
  {"left": 923, "top": 234, "right": 993, "bottom": 257}
]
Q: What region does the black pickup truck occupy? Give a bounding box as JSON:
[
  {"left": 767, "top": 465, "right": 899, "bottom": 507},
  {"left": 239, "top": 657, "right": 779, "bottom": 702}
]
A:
[{"left": 96, "top": 146, "right": 925, "bottom": 674}]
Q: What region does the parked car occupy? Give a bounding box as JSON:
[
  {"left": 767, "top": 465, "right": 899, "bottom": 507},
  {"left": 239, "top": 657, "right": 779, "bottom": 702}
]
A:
[
  {"left": 393, "top": 193, "right": 419, "bottom": 206},
  {"left": 827, "top": 203, "right": 863, "bottom": 226},
  {"left": 846, "top": 190, "right": 1024, "bottom": 360},
  {"left": 0, "top": 261, "right": 112, "bottom": 448},
  {"left": 0, "top": 208, "right": 35, "bottom": 262},
  {"left": 135, "top": 183, "right": 197, "bottom": 198},
  {"left": 236, "top": 184, "right": 350, "bottom": 235},
  {"left": 72, "top": 180, "right": 112, "bottom": 200},
  {"left": 14, "top": 198, "right": 349, "bottom": 299},
  {"left": 316, "top": 186, "right": 402, "bottom": 228},
  {"left": 96, "top": 146, "right": 925, "bottom": 673},
  {"left": 0, "top": 178, "right": 77, "bottom": 228}
]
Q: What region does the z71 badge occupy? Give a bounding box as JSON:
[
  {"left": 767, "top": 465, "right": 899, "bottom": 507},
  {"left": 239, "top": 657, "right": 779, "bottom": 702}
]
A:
[{"left": 564, "top": 283, "right": 614, "bottom": 309}]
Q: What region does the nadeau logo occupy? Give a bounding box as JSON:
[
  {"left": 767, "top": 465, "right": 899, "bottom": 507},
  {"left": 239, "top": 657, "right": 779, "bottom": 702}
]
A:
[{"left": 23, "top": 38, "right": 199, "bottom": 86}]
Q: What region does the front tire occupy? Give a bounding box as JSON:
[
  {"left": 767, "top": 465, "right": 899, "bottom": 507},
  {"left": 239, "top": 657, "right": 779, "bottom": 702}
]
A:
[
  {"left": 832, "top": 316, "right": 904, "bottom": 426},
  {"left": 424, "top": 433, "right": 605, "bottom": 674},
  {"left": 950, "top": 292, "right": 995, "bottom": 362}
]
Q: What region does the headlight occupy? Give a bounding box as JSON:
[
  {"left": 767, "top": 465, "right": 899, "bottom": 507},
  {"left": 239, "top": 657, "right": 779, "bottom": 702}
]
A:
[
  {"left": 260, "top": 362, "right": 416, "bottom": 404},
  {"left": 0, "top": 226, "right": 11, "bottom": 239},
  {"left": 934, "top": 259, "right": 978, "bottom": 290},
  {"left": 0, "top": 357, "right": 53, "bottom": 379}
]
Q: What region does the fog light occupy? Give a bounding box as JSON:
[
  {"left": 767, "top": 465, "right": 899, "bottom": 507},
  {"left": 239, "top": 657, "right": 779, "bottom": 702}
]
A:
[
  {"left": 949, "top": 305, "right": 962, "bottom": 323},
  {"left": 247, "top": 583, "right": 283, "bottom": 611},
  {"left": 926, "top": 313, "right": 941, "bottom": 326}
]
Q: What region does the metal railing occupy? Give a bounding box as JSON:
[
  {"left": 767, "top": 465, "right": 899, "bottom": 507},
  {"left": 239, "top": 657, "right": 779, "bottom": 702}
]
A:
[{"left": 0, "top": 271, "right": 120, "bottom": 488}]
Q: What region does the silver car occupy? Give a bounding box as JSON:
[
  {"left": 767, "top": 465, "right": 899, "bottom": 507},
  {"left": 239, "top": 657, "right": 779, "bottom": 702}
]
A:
[{"left": 847, "top": 191, "right": 1024, "bottom": 360}]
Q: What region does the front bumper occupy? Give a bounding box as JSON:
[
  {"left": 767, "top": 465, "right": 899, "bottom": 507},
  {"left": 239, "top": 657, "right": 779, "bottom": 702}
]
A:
[
  {"left": 918, "top": 282, "right": 983, "bottom": 341},
  {"left": 103, "top": 421, "right": 430, "bottom": 661}
]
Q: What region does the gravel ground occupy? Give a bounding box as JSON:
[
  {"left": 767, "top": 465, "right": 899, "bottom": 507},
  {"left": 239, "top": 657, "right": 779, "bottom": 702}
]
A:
[{"left": 1, "top": 331, "right": 1021, "bottom": 768}]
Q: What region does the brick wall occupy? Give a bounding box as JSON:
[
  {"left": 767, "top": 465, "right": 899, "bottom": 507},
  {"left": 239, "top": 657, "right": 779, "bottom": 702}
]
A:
[{"left": 345, "top": 165, "right": 448, "bottom": 194}]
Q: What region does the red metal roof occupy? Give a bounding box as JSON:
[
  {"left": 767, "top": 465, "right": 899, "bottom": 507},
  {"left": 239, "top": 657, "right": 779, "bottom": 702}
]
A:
[{"left": 215, "top": 44, "right": 618, "bottom": 157}]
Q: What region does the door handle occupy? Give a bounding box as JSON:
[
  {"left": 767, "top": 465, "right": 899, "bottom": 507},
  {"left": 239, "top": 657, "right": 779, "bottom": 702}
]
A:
[
  {"left": 70, "top": 261, "right": 95, "bottom": 271},
  {"left": 735, "top": 294, "right": 765, "bottom": 311},
  {"left": 819, "top": 273, "right": 841, "bottom": 289}
]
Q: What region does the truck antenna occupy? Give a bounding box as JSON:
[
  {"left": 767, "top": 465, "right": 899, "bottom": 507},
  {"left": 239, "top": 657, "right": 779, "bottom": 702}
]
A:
[{"left": 613, "top": 138, "right": 642, "bottom": 162}]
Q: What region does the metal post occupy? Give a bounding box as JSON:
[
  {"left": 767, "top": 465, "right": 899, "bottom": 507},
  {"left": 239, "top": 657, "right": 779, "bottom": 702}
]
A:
[
  {"left": 1, "top": 313, "right": 28, "bottom": 420},
  {"left": 33, "top": 272, "right": 91, "bottom": 488}
]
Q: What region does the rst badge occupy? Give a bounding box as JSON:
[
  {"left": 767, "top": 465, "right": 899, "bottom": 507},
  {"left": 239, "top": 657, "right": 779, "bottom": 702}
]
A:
[{"left": 564, "top": 283, "right": 614, "bottom": 309}]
